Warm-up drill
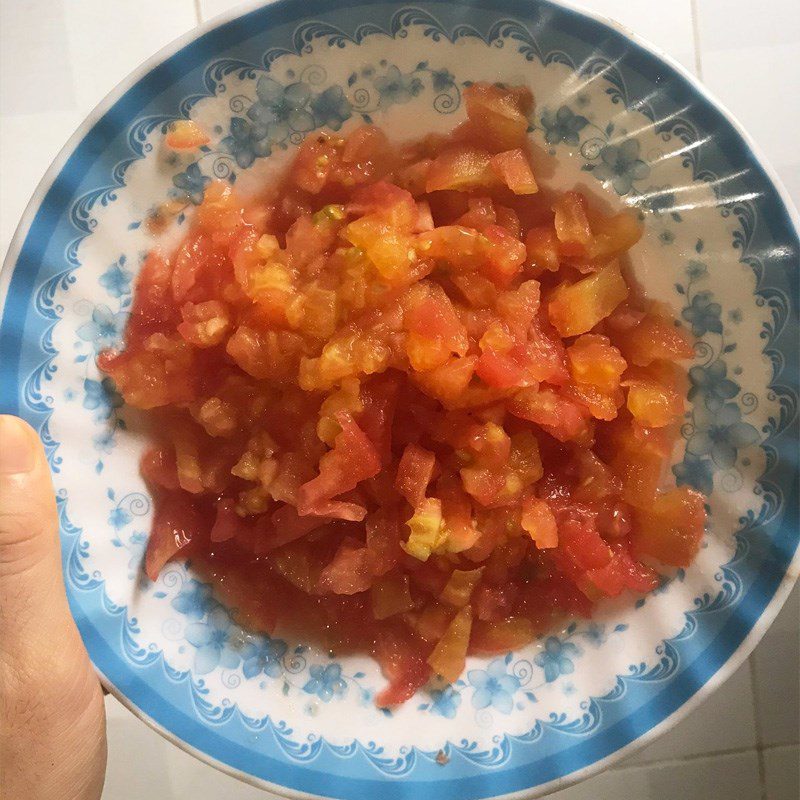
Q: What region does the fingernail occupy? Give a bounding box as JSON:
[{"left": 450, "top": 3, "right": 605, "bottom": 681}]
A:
[{"left": 0, "top": 416, "right": 36, "bottom": 474}]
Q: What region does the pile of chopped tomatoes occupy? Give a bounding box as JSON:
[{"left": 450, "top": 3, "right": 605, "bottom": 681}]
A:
[{"left": 100, "top": 83, "right": 705, "bottom": 707}]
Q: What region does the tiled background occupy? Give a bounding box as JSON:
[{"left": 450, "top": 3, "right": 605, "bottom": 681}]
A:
[{"left": 1, "top": 1, "right": 798, "bottom": 798}]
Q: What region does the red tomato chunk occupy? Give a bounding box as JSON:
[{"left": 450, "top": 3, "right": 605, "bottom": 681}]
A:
[{"left": 101, "top": 83, "right": 706, "bottom": 705}]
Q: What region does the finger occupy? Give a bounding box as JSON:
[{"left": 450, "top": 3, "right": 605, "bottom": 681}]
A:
[{"left": 0, "top": 415, "right": 75, "bottom": 655}]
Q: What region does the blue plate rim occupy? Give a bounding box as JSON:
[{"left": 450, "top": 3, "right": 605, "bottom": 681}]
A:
[{"left": 0, "top": 1, "right": 798, "bottom": 798}]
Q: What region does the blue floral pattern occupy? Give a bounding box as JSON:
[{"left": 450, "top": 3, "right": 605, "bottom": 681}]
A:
[
  {"left": 590, "top": 139, "right": 650, "bottom": 195},
  {"left": 303, "top": 664, "right": 348, "bottom": 702},
  {"left": 534, "top": 637, "right": 579, "bottom": 683},
  {"left": 468, "top": 658, "right": 521, "bottom": 714},
  {"left": 76, "top": 305, "right": 127, "bottom": 352},
  {"left": 670, "top": 251, "right": 762, "bottom": 492},
  {"left": 540, "top": 105, "right": 588, "bottom": 145},
  {"left": 171, "top": 580, "right": 215, "bottom": 620},
  {"left": 687, "top": 403, "right": 760, "bottom": 469},
  {"left": 98, "top": 256, "right": 133, "bottom": 300},
  {"left": 185, "top": 607, "right": 244, "bottom": 675},
  {"left": 242, "top": 634, "right": 289, "bottom": 679},
  {"left": 429, "top": 686, "right": 462, "bottom": 719}
]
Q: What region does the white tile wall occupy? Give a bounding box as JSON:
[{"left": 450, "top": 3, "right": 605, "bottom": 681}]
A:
[
  {"left": 763, "top": 745, "right": 800, "bottom": 800},
  {"left": 1, "top": 1, "right": 798, "bottom": 798}
]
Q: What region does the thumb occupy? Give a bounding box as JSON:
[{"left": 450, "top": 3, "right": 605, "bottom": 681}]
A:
[
  {"left": 0, "top": 414, "right": 72, "bottom": 647},
  {"left": 0, "top": 415, "right": 107, "bottom": 800}
]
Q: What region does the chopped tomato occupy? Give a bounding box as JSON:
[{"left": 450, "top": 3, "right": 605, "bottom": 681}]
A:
[
  {"left": 548, "top": 261, "right": 629, "bottom": 337},
  {"left": 297, "top": 412, "right": 381, "bottom": 517},
  {"left": 144, "top": 495, "right": 204, "bottom": 581},
  {"left": 631, "top": 487, "right": 706, "bottom": 566},
  {"left": 105, "top": 82, "right": 703, "bottom": 705},
  {"left": 490, "top": 149, "right": 538, "bottom": 194},
  {"left": 521, "top": 496, "right": 558, "bottom": 548},
  {"left": 395, "top": 443, "right": 437, "bottom": 507},
  {"left": 373, "top": 624, "right": 432, "bottom": 707},
  {"left": 165, "top": 119, "right": 210, "bottom": 150}
]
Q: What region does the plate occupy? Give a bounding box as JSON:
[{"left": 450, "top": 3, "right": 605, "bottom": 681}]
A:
[{"left": 1, "top": 1, "right": 798, "bottom": 798}]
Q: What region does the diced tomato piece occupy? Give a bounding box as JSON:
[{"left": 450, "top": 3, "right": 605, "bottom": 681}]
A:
[
  {"left": 426, "top": 146, "right": 495, "bottom": 192},
  {"left": 371, "top": 572, "right": 414, "bottom": 620},
  {"left": 395, "top": 443, "right": 437, "bottom": 507},
  {"left": 480, "top": 224, "right": 527, "bottom": 286},
  {"left": 521, "top": 496, "right": 558, "bottom": 548},
  {"left": 144, "top": 494, "right": 204, "bottom": 581},
  {"left": 165, "top": 119, "right": 210, "bottom": 150},
  {"left": 440, "top": 568, "right": 484, "bottom": 607},
  {"left": 525, "top": 226, "right": 560, "bottom": 274},
  {"left": 265, "top": 504, "right": 330, "bottom": 550},
  {"left": 349, "top": 181, "right": 418, "bottom": 231},
  {"left": 456, "top": 196, "right": 497, "bottom": 229},
  {"left": 548, "top": 262, "right": 629, "bottom": 337},
  {"left": 631, "top": 487, "right": 706, "bottom": 566},
  {"left": 140, "top": 446, "right": 180, "bottom": 490},
  {"left": 210, "top": 498, "right": 240, "bottom": 543},
  {"left": 624, "top": 376, "right": 683, "bottom": 427},
  {"left": 317, "top": 538, "right": 376, "bottom": 595},
  {"left": 358, "top": 373, "right": 401, "bottom": 463},
  {"left": 587, "top": 540, "right": 661, "bottom": 596},
  {"left": 470, "top": 617, "right": 536, "bottom": 654},
  {"left": 568, "top": 334, "right": 627, "bottom": 393},
  {"left": 177, "top": 300, "right": 231, "bottom": 347},
  {"left": 463, "top": 82, "right": 532, "bottom": 151},
  {"left": 605, "top": 421, "right": 669, "bottom": 509},
  {"left": 412, "top": 355, "right": 478, "bottom": 406},
  {"left": 297, "top": 412, "right": 381, "bottom": 515},
  {"left": 490, "top": 149, "right": 538, "bottom": 194},
  {"left": 366, "top": 506, "right": 404, "bottom": 576},
  {"left": 553, "top": 192, "right": 592, "bottom": 256},
  {"left": 617, "top": 314, "right": 695, "bottom": 366},
  {"left": 587, "top": 208, "right": 642, "bottom": 261},
  {"left": 557, "top": 519, "right": 612, "bottom": 571},
  {"left": 509, "top": 387, "right": 592, "bottom": 443},
  {"left": 373, "top": 624, "right": 432, "bottom": 707},
  {"left": 437, "top": 472, "right": 479, "bottom": 552},
  {"left": 428, "top": 605, "right": 472, "bottom": 682}
]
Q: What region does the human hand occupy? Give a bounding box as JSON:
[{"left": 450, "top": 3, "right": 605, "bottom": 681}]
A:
[{"left": 0, "top": 415, "right": 107, "bottom": 800}]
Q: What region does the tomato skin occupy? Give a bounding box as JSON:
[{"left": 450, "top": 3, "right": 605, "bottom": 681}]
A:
[
  {"left": 521, "top": 496, "right": 558, "bottom": 548},
  {"left": 509, "top": 387, "right": 593, "bottom": 444},
  {"left": 426, "top": 146, "right": 496, "bottom": 192},
  {"left": 553, "top": 191, "right": 593, "bottom": 256}
]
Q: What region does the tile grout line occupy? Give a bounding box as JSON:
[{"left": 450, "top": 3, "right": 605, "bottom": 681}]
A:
[
  {"left": 748, "top": 654, "right": 769, "bottom": 800},
  {"left": 613, "top": 743, "right": 765, "bottom": 771},
  {"left": 193, "top": 0, "right": 203, "bottom": 25},
  {"left": 689, "top": 0, "right": 704, "bottom": 80}
]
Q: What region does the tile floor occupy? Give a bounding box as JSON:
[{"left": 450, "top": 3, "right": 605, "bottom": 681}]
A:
[{"left": 1, "top": 1, "right": 798, "bottom": 797}]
